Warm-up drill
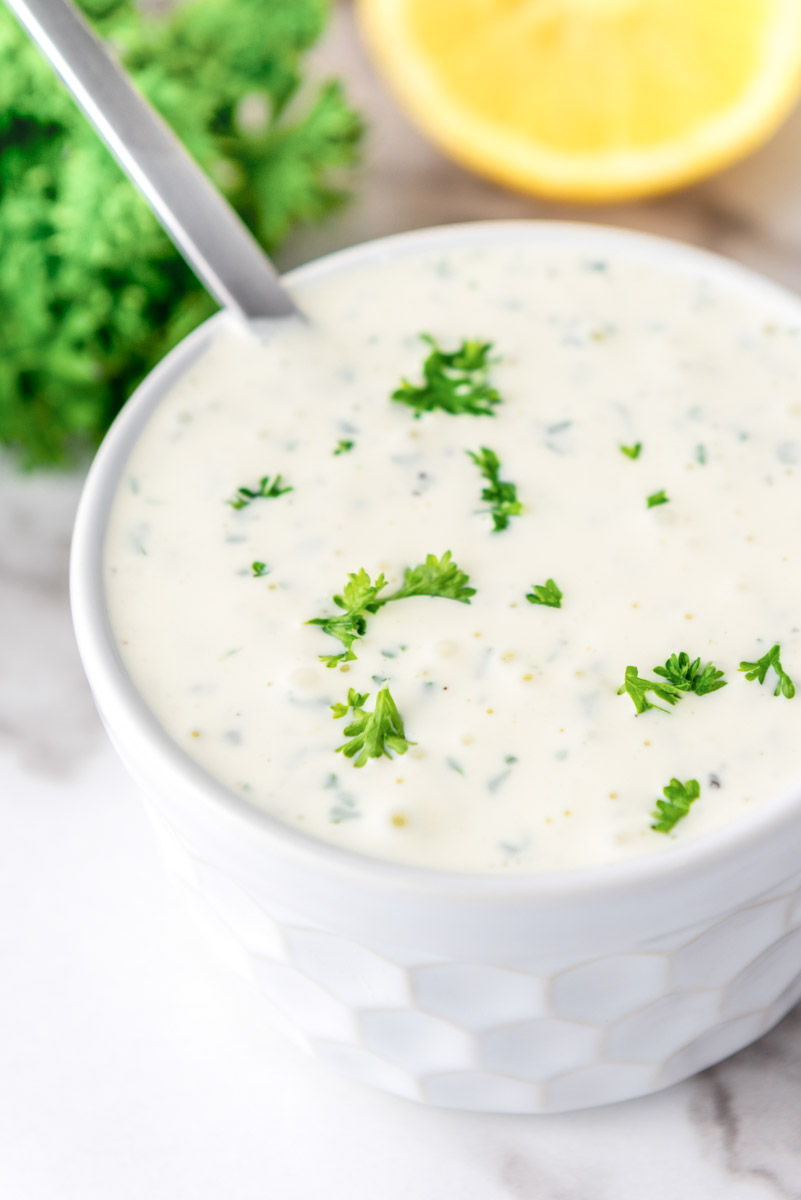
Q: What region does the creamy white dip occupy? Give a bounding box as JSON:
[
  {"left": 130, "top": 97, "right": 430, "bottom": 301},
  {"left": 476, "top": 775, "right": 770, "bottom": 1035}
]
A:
[{"left": 105, "top": 238, "right": 801, "bottom": 873}]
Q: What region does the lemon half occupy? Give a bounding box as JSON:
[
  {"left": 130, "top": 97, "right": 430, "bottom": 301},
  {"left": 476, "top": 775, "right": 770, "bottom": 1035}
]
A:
[{"left": 358, "top": 0, "right": 801, "bottom": 201}]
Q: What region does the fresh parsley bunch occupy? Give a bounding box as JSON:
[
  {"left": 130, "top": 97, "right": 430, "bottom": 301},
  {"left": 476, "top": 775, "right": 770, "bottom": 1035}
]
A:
[{"left": 0, "top": 0, "right": 362, "bottom": 467}]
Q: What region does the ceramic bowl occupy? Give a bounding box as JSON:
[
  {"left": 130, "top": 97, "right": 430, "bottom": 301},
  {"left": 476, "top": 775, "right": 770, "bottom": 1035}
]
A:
[{"left": 71, "top": 222, "right": 801, "bottom": 1113}]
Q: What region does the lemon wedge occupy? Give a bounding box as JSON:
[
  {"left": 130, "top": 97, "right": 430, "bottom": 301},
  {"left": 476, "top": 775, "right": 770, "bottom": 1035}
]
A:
[{"left": 357, "top": 0, "right": 801, "bottom": 201}]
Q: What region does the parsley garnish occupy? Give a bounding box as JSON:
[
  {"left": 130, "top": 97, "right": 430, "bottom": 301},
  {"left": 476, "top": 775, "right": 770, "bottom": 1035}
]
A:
[
  {"left": 526, "top": 579, "right": 562, "bottom": 609},
  {"left": 653, "top": 652, "right": 727, "bottom": 696},
  {"left": 331, "top": 685, "right": 414, "bottom": 767},
  {"left": 308, "top": 568, "right": 388, "bottom": 667},
  {"left": 334, "top": 439, "right": 354, "bottom": 455},
  {"left": 309, "top": 552, "right": 475, "bottom": 667},
  {"left": 739, "top": 643, "right": 796, "bottom": 698},
  {"left": 617, "top": 665, "right": 684, "bottom": 714},
  {"left": 228, "top": 474, "right": 292, "bottom": 510},
  {"left": 467, "top": 446, "right": 522, "bottom": 531},
  {"left": 392, "top": 335, "right": 501, "bottom": 417},
  {"left": 646, "top": 489, "right": 669, "bottom": 509},
  {"left": 652, "top": 777, "right": 701, "bottom": 833},
  {"left": 387, "top": 551, "right": 477, "bottom": 604},
  {"left": 251, "top": 561, "right": 270, "bottom": 577},
  {"left": 620, "top": 442, "right": 642, "bottom": 459}
]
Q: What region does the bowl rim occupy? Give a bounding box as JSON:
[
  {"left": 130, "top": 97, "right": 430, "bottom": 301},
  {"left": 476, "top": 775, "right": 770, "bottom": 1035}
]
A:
[{"left": 70, "top": 217, "right": 801, "bottom": 902}]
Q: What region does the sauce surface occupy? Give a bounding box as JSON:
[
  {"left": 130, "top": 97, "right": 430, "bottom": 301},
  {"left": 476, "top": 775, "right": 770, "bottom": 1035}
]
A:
[{"left": 105, "top": 238, "right": 801, "bottom": 872}]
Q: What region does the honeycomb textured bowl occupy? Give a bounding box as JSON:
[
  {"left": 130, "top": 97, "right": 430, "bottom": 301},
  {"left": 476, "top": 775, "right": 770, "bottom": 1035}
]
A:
[{"left": 71, "top": 222, "right": 801, "bottom": 1114}]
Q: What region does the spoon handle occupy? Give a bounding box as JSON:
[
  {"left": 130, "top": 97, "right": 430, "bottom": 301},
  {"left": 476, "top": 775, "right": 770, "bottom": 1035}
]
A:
[{"left": 5, "top": 0, "right": 298, "bottom": 321}]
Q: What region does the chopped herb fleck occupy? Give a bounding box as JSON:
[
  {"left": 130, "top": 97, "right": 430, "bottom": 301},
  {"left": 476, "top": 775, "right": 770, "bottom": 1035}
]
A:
[
  {"left": 392, "top": 334, "right": 501, "bottom": 417},
  {"left": 739, "top": 643, "right": 795, "bottom": 698},
  {"left": 467, "top": 446, "right": 523, "bottom": 531},
  {"left": 333, "top": 439, "right": 354, "bottom": 456},
  {"left": 646, "top": 489, "right": 669, "bottom": 508},
  {"left": 652, "top": 777, "right": 701, "bottom": 833},
  {"left": 653, "top": 652, "right": 727, "bottom": 696},
  {"left": 331, "top": 685, "right": 414, "bottom": 768},
  {"left": 696, "top": 444, "right": 708, "bottom": 465},
  {"left": 487, "top": 770, "right": 511, "bottom": 793},
  {"left": 526, "top": 578, "right": 563, "bottom": 609},
  {"left": 620, "top": 442, "right": 642, "bottom": 459},
  {"left": 228, "top": 474, "right": 292, "bottom": 510},
  {"left": 251, "top": 561, "right": 270, "bottom": 577},
  {"left": 617, "top": 665, "right": 684, "bottom": 714},
  {"left": 329, "top": 795, "right": 360, "bottom": 823},
  {"left": 309, "top": 552, "right": 474, "bottom": 667}
]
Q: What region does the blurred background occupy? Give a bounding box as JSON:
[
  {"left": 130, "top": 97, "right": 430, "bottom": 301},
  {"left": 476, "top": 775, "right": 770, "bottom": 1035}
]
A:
[
  {"left": 5, "top": 0, "right": 801, "bottom": 470},
  {"left": 3, "top": 1, "right": 801, "bottom": 1196}
]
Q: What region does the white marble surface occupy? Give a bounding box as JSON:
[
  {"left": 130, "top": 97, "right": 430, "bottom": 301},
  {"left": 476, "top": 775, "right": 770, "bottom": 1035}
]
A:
[{"left": 4, "top": 4, "right": 801, "bottom": 1195}]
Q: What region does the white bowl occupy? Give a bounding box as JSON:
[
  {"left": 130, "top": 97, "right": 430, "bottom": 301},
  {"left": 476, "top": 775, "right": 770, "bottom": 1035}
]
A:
[{"left": 71, "top": 221, "right": 801, "bottom": 1114}]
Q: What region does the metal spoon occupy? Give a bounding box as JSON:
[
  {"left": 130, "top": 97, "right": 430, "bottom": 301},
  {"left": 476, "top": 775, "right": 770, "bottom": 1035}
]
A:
[{"left": 4, "top": 0, "right": 299, "bottom": 322}]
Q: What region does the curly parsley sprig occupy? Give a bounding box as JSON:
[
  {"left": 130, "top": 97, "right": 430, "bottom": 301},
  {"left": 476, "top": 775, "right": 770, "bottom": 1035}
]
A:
[
  {"left": 526, "top": 579, "right": 563, "bottom": 609},
  {"left": 617, "top": 665, "right": 684, "bottom": 714},
  {"left": 653, "top": 652, "right": 727, "bottom": 696},
  {"left": 308, "top": 569, "right": 389, "bottom": 667},
  {"left": 739, "top": 643, "right": 795, "bottom": 698},
  {"left": 332, "top": 685, "right": 414, "bottom": 768},
  {"left": 308, "top": 552, "right": 475, "bottom": 667},
  {"left": 467, "top": 446, "right": 522, "bottom": 531},
  {"left": 620, "top": 651, "right": 728, "bottom": 713},
  {"left": 392, "top": 335, "right": 501, "bottom": 417},
  {"left": 652, "top": 777, "right": 701, "bottom": 833},
  {"left": 387, "top": 551, "right": 476, "bottom": 604}
]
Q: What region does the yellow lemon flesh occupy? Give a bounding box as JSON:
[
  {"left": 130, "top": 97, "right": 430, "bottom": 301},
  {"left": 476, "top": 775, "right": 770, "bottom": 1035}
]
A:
[{"left": 357, "top": 0, "right": 801, "bottom": 201}]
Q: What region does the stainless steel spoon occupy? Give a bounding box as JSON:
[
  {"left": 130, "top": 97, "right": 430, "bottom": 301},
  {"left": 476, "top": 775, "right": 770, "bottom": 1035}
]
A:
[{"left": 4, "top": 0, "right": 299, "bottom": 322}]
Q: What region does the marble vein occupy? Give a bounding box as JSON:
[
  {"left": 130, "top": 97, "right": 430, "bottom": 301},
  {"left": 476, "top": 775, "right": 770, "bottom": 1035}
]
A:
[{"left": 690, "top": 1009, "right": 801, "bottom": 1199}]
